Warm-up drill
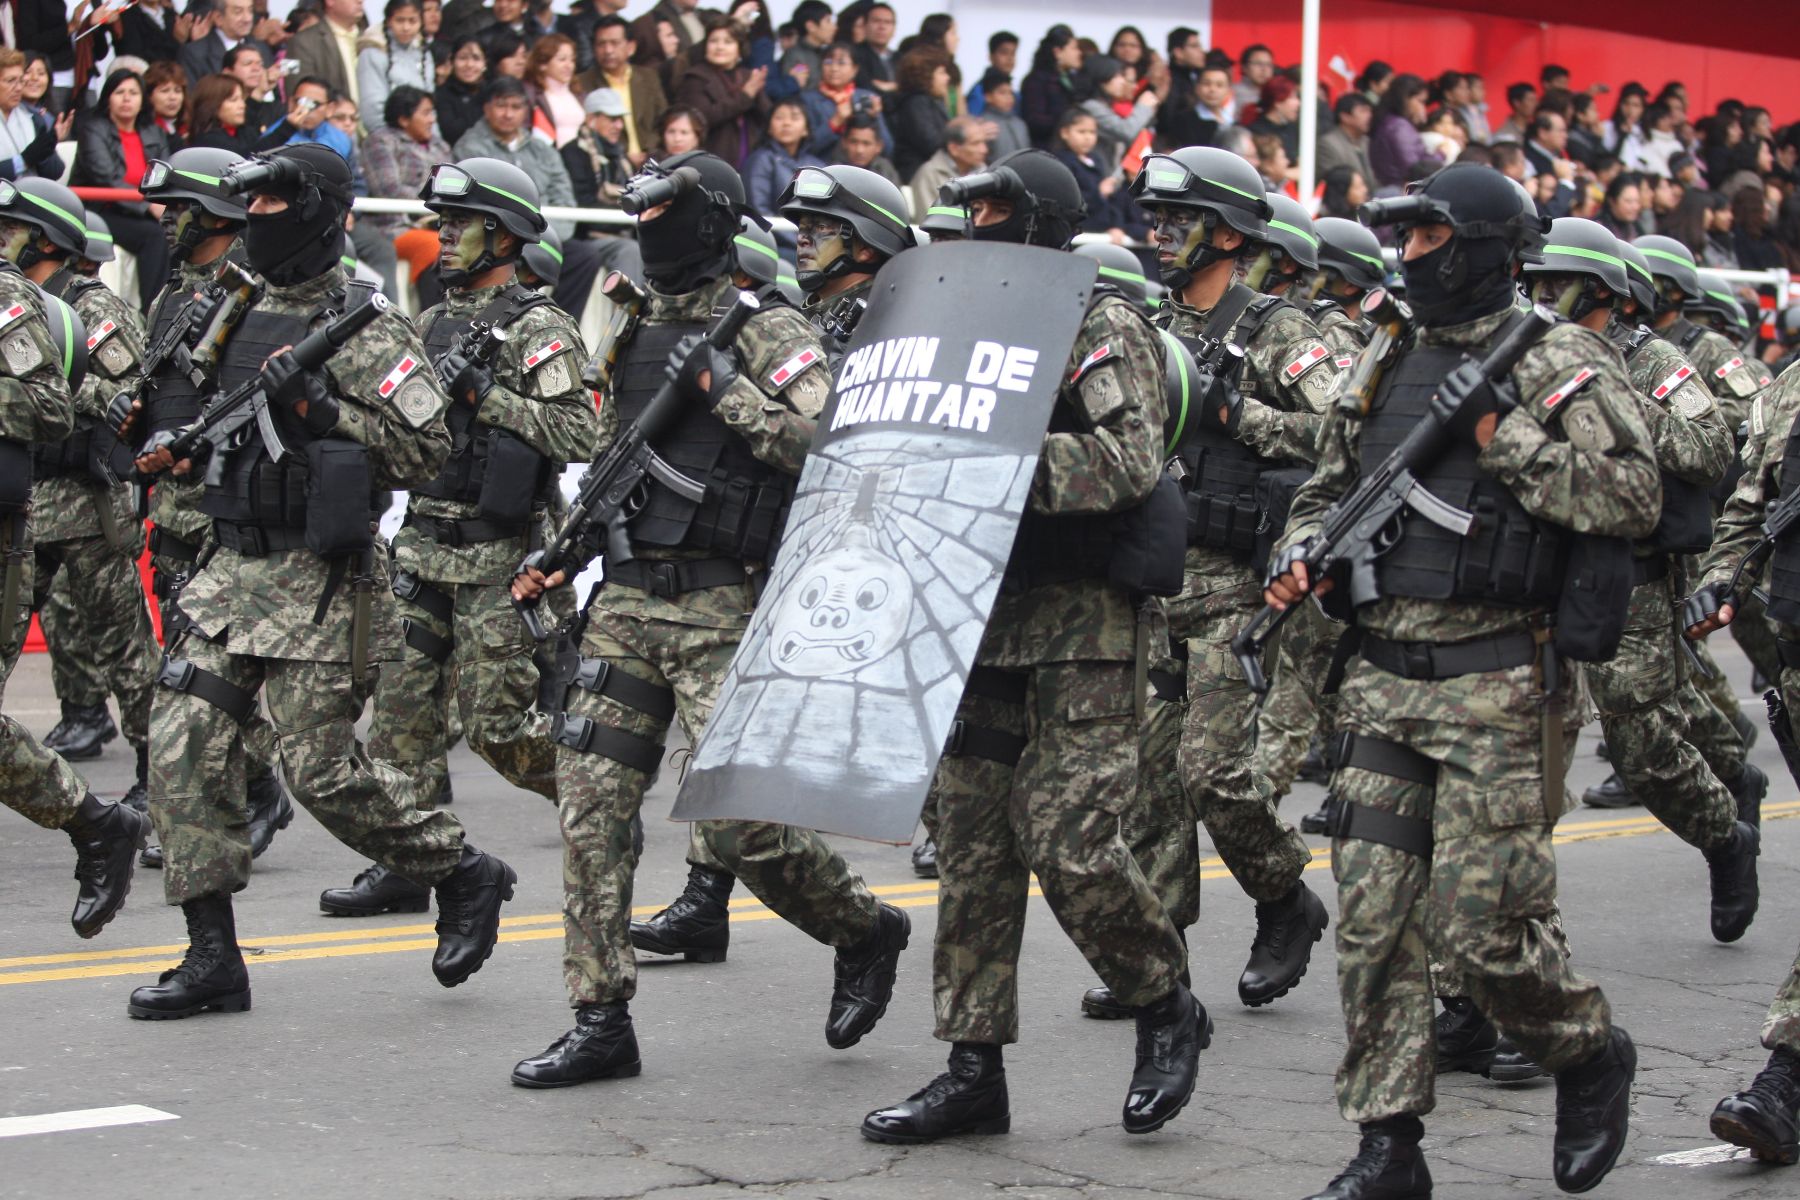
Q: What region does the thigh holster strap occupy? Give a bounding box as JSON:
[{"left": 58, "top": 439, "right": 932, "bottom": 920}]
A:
[
  {"left": 391, "top": 569, "right": 454, "bottom": 623},
  {"left": 403, "top": 617, "right": 453, "bottom": 664},
  {"left": 552, "top": 714, "right": 664, "bottom": 773},
  {"left": 1307, "top": 733, "right": 1436, "bottom": 858},
  {"left": 1336, "top": 732, "right": 1437, "bottom": 787},
  {"left": 944, "top": 719, "right": 1027, "bottom": 766},
  {"left": 964, "top": 665, "right": 1029, "bottom": 705},
  {"left": 570, "top": 657, "right": 677, "bottom": 721},
  {"left": 157, "top": 656, "right": 256, "bottom": 726}
]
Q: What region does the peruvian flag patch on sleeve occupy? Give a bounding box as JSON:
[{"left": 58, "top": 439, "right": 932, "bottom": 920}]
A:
[
  {"left": 0, "top": 302, "right": 27, "bottom": 331},
  {"left": 376, "top": 354, "right": 421, "bottom": 398},
  {"left": 1284, "top": 343, "right": 1329, "bottom": 378},
  {"left": 1651, "top": 364, "right": 1694, "bottom": 399},
  {"left": 769, "top": 347, "right": 821, "bottom": 387},
  {"left": 1070, "top": 343, "right": 1114, "bottom": 381},
  {"left": 1335, "top": 355, "right": 1355, "bottom": 370},
  {"left": 85, "top": 318, "right": 118, "bottom": 350},
  {"left": 1715, "top": 356, "right": 1745, "bottom": 379},
  {"left": 1541, "top": 367, "right": 1596, "bottom": 410},
  {"left": 524, "top": 337, "right": 568, "bottom": 369}
]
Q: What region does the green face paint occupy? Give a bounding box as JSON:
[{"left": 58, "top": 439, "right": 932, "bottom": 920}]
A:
[
  {"left": 793, "top": 215, "right": 852, "bottom": 288},
  {"left": 1531, "top": 275, "right": 1582, "bottom": 318},
  {"left": 1243, "top": 249, "right": 1276, "bottom": 294},
  {"left": 0, "top": 221, "right": 30, "bottom": 265}
]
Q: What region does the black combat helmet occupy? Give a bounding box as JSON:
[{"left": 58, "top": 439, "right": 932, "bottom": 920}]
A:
[
  {"left": 520, "top": 225, "right": 563, "bottom": 288},
  {"left": 0, "top": 178, "right": 88, "bottom": 263},
  {"left": 1128, "top": 145, "right": 1271, "bottom": 291},
  {"left": 733, "top": 215, "right": 803, "bottom": 305},
  {"left": 1523, "top": 217, "right": 1632, "bottom": 319},
  {"left": 778, "top": 164, "right": 915, "bottom": 290},
  {"left": 1501, "top": 175, "right": 1547, "bottom": 265},
  {"left": 81, "top": 212, "right": 116, "bottom": 265},
  {"left": 940, "top": 148, "right": 1086, "bottom": 250},
  {"left": 1075, "top": 241, "right": 1153, "bottom": 308},
  {"left": 1691, "top": 268, "right": 1751, "bottom": 336},
  {"left": 1367, "top": 161, "right": 1543, "bottom": 324},
  {"left": 1313, "top": 216, "right": 1387, "bottom": 293},
  {"left": 422, "top": 156, "right": 549, "bottom": 242},
  {"left": 1615, "top": 240, "right": 1660, "bottom": 315},
  {"left": 626, "top": 150, "right": 757, "bottom": 293},
  {"left": 1635, "top": 233, "right": 1703, "bottom": 306},
  {"left": 1258, "top": 191, "right": 1321, "bottom": 271},
  {"left": 141, "top": 146, "right": 250, "bottom": 221}
]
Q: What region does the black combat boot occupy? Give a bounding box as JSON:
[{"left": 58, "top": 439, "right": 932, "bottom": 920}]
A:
[
  {"left": 245, "top": 767, "right": 292, "bottom": 859},
  {"left": 1594, "top": 739, "right": 1609, "bottom": 761},
  {"left": 127, "top": 893, "right": 251, "bottom": 1018},
  {"left": 319, "top": 864, "right": 432, "bottom": 916},
  {"left": 431, "top": 846, "right": 517, "bottom": 987},
  {"left": 1239, "top": 881, "right": 1330, "bottom": 1006},
  {"left": 1434, "top": 998, "right": 1497, "bottom": 1075},
  {"left": 630, "top": 864, "right": 734, "bottom": 962},
  {"left": 1298, "top": 737, "right": 1333, "bottom": 785},
  {"left": 140, "top": 842, "right": 163, "bottom": 869},
  {"left": 1580, "top": 772, "right": 1636, "bottom": 808},
  {"left": 120, "top": 744, "right": 149, "bottom": 813},
  {"left": 861, "top": 1043, "right": 1009, "bottom": 1143},
  {"left": 1082, "top": 985, "right": 1132, "bottom": 1020},
  {"left": 1304, "top": 1115, "right": 1432, "bottom": 1199},
  {"left": 511, "top": 1003, "right": 641, "bottom": 1088},
  {"left": 1710, "top": 1046, "right": 1800, "bottom": 1165},
  {"left": 1487, "top": 1035, "right": 1548, "bottom": 1083},
  {"left": 1726, "top": 762, "right": 1767, "bottom": 830},
  {"left": 65, "top": 793, "right": 149, "bottom": 939},
  {"left": 1705, "top": 820, "right": 1760, "bottom": 943},
  {"left": 911, "top": 836, "right": 938, "bottom": 878},
  {"left": 45, "top": 701, "right": 117, "bottom": 760},
  {"left": 1122, "top": 983, "right": 1210, "bottom": 1134},
  {"left": 827, "top": 903, "right": 910, "bottom": 1048},
  {"left": 1552, "top": 1027, "right": 1636, "bottom": 1193}
]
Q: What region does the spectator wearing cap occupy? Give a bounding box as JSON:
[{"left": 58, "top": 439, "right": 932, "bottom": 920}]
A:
[
  {"left": 831, "top": 111, "right": 903, "bottom": 189},
  {"left": 1076, "top": 54, "right": 1158, "bottom": 177},
  {"left": 907, "top": 115, "right": 990, "bottom": 221},
  {"left": 562, "top": 87, "right": 632, "bottom": 231},
  {"left": 742, "top": 97, "right": 828, "bottom": 215},
  {"left": 451, "top": 75, "right": 578, "bottom": 238},
  {"left": 572, "top": 15, "right": 665, "bottom": 166},
  {"left": 980, "top": 70, "right": 1029, "bottom": 160},
  {"left": 1317, "top": 92, "right": 1375, "bottom": 187},
  {"left": 798, "top": 40, "right": 890, "bottom": 160},
  {"left": 1247, "top": 75, "right": 1301, "bottom": 177}
]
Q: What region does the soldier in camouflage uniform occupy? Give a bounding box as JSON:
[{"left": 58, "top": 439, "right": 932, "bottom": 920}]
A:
[
  {"left": 508, "top": 152, "right": 906, "bottom": 1089},
  {"left": 629, "top": 164, "right": 921, "bottom": 951},
  {"left": 861, "top": 150, "right": 1201, "bottom": 1144},
  {"left": 1121, "top": 148, "right": 1333, "bottom": 1015},
  {"left": 0, "top": 180, "right": 160, "bottom": 813},
  {"left": 1269, "top": 164, "right": 1644, "bottom": 1199},
  {"left": 1711, "top": 948, "right": 1800, "bottom": 1166},
  {"left": 0, "top": 195, "right": 150, "bottom": 939},
  {"left": 127, "top": 145, "right": 517, "bottom": 1021},
  {"left": 319, "top": 158, "right": 598, "bottom": 918}
]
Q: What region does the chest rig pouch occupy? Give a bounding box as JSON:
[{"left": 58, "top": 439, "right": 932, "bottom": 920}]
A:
[
  {"left": 610, "top": 312, "right": 791, "bottom": 562},
  {"left": 140, "top": 281, "right": 210, "bottom": 444},
  {"left": 415, "top": 285, "right": 555, "bottom": 530},
  {"left": 1615, "top": 328, "right": 1715, "bottom": 556},
  {"left": 1357, "top": 340, "right": 1566, "bottom": 608},
  {"left": 1766, "top": 418, "right": 1800, "bottom": 626},
  {"left": 1168, "top": 286, "right": 1303, "bottom": 564}
]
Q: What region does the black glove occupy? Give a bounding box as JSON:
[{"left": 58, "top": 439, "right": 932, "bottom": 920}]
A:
[
  {"left": 435, "top": 348, "right": 495, "bottom": 407},
  {"left": 1428, "top": 361, "right": 1517, "bottom": 445},
  {"left": 260, "top": 349, "right": 339, "bottom": 436},
  {"left": 1681, "top": 583, "right": 1733, "bottom": 633},
  {"left": 1264, "top": 537, "right": 1317, "bottom": 590},
  {"left": 1217, "top": 382, "right": 1244, "bottom": 435},
  {"left": 667, "top": 336, "right": 738, "bottom": 407}
]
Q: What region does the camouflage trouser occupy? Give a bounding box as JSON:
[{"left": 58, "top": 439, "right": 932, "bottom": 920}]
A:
[
  {"left": 1254, "top": 599, "right": 1348, "bottom": 799},
  {"left": 32, "top": 528, "right": 158, "bottom": 750},
  {"left": 1729, "top": 592, "right": 1782, "bottom": 686},
  {"left": 0, "top": 532, "right": 88, "bottom": 829},
  {"left": 1692, "top": 635, "right": 1746, "bottom": 727},
  {"left": 368, "top": 575, "right": 559, "bottom": 808},
  {"left": 929, "top": 660, "right": 1184, "bottom": 1045},
  {"left": 1177, "top": 601, "right": 1313, "bottom": 903},
  {"left": 149, "top": 626, "right": 466, "bottom": 904},
  {"left": 1330, "top": 656, "right": 1611, "bottom": 1123},
  {"left": 555, "top": 605, "right": 880, "bottom": 1007},
  {"left": 1764, "top": 940, "right": 1800, "bottom": 1055},
  {"left": 1679, "top": 671, "right": 1746, "bottom": 780},
  {"left": 1584, "top": 578, "right": 1736, "bottom": 852},
  {"left": 1124, "top": 649, "right": 1199, "bottom": 931}
]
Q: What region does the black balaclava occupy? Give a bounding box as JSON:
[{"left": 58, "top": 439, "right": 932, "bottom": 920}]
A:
[
  {"left": 967, "top": 150, "right": 1084, "bottom": 250},
  {"left": 1399, "top": 162, "right": 1525, "bottom": 326},
  {"left": 635, "top": 151, "right": 744, "bottom": 294},
  {"left": 244, "top": 144, "right": 354, "bottom": 286}
]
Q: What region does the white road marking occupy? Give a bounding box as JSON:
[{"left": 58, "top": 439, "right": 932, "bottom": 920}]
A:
[
  {"left": 0, "top": 1105, "right": 179, "bottom": 1139},
  {"left": 1652, "top": 1144, "right": 1755, "bottom": 1166}
]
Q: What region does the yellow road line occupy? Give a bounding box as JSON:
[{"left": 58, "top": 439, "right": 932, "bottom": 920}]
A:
[{"left": 3, "top": 804, "right": 1794, "bottom": 989}]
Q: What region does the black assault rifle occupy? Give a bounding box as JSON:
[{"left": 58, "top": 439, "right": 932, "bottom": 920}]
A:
[
  {"left": 435, "top": 319, "right": 511, "bottom": 396},
  {"left": 141, "top": 293, "right": 390, "bottom": 476},
  {"left": 1231, "top": 305, "right": 1557, "bottom": 694},
  {"left": 513, "top": 291, "right": 761, "bottom": 642}
]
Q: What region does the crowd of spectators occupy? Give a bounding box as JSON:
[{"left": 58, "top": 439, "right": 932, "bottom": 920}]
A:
[{"left": 22, "top": 0, "right": 1800, "bottom": 313}]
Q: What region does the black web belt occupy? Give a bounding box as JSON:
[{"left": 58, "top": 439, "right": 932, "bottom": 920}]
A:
[
  {"left": 403, "top": 618, "right": 453, "bottom": 664},
  {"left": 607, "top": 557, "right": 748, "bottom": 598},
  {"left": 391, "top": 569, "right": 454, "bottom": 623},
  {"left": 1306, "top": 732, "right": 1436, "bottom": 858},
  {"left": 213, "top": 521, "right": 307, "bottom": 558},
  {"left": 406, "top": 513, "right": 528, "bottom": 546},
  {"left": 944, "top": 666, "right": 1029, "bottom": 766},
  {"left": 1359, "top": 631, "right": 1537, "bottom": 681},
  {"left": 1631, "top": 555, "right": 1669, "bottom": 586},
  {"left": 147, "top": 527, "right": 201, "bottom": 562},
  {"left": 156, "top": 655, "right": 257, "bottom": 725}
]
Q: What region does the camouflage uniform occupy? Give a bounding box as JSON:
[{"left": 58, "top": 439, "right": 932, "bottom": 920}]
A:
[
  {"left": 150, "top": 266, "right": 470, "bottom": 903},
  {"left": 554, "top": 275, "right": 881, "bottom": 1009},
  {"left": 0, "top": 266, "right": 90, "bottom": 830},
  {"left": 1764, "top": 947, "right": 1800, "bottom": 1054},
  {"left": 929, "top": 292, "right": 1185, "bottom": 1045},
  {"left": 368, "top": 284, "right": 597, "bottom": 808},
  {"left": 1153, "top": 292, "right": 1333, "bottom": 905},
  {"left": 1282, "top": 307, "right": 1656, "bottom": 1122},
  {"left": 29, "top": 269, "right": 158, "bottom": 756},
  {"left": 1581, "top": 322, "right": 1739, "bottom": 851}
]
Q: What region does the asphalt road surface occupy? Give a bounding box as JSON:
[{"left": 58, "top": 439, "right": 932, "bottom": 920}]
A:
[{"left": 2, "top": 639, "right": 1797, "bottom": 1200}]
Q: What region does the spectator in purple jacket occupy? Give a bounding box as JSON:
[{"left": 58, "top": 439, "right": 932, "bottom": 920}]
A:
[{"left": 1369, "top": 71, "right": 1439, "bottom": 190}]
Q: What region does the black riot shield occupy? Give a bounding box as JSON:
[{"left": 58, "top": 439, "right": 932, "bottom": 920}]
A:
[{"left": 672, "top": 242, "right": 1097, "bottom": 842}]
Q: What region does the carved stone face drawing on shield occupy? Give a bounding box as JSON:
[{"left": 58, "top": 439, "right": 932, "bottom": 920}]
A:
[{"left": 770, "top": 474, "right": 916, "bottom": 676}]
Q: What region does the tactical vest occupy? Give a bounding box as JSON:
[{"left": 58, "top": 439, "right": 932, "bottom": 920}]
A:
[
  {"left": 1766, "top": 417, "right": 1800, "bottom": 625},
  {"left": 142, "top": 276, "right": 210, "bottom": 439},
  {"left": 1167, "top": 288, "right": 1297, "bottom": 559},
  {"left": 1619, "top": 327, "right": 1714, "bottom": 556},
  {"left": 29, "top": 269, "right": 106, "bottom": 480},
  {"left": 1356, "top": 337, "right": 1566, "bottom": 606},
  {"left": 611, "top": 314, "right": 791, "bottom": 560},
  {"left": 413, "top": 284, "right": 553, "bottom": 506}
]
